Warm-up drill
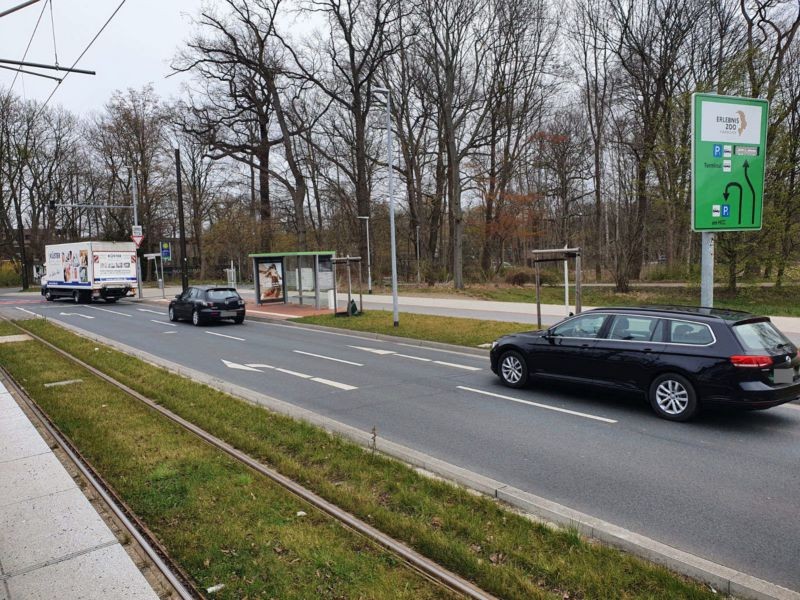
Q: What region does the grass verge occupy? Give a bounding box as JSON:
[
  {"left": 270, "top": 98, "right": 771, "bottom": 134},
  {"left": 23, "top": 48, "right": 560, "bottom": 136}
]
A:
[
  {"left": 10, "top": 318, "right": 717, "bottom": 600},
  {"left": 293, "top": 310, "right": 534, "bottom": 347},
  {"left": 0, "top": 333, "right": 453, "bottom": 599},
  {"left": 373, "top": 284, "right": 800, "bottom": 318},
  {"left": 0, "top": 321, "right": 21, "bottom": 336}
]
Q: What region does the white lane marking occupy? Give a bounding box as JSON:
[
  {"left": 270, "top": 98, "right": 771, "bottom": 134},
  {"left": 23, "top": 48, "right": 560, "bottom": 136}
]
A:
[
  {"left": 86, "top": 306, "right": 131, "bottom": 316},
  {"left": 241, "top": 362, "right": 357, "bottom": 390},
  {"left": 293, "top": 350, "right": 363, "bottom": 366},
  {"left": 397, "top": 342, "right": 485, "bottom": 359},
  {"left": 59, "top": 312, "right": 94, "bottom": 319},
  {"left": 152, "top": 320, "right": 176, "bottom": 327},
  {"left": 15, "top": 307, "right": 37, "bottom": 316},
  {"left": 310, "top": 377, "right": 358, "bottom": 391},
  {"left": 222, "top": 359, "right": 262, "bottom": 372},
  {"left": 350, "top": 345, "right": 480, "bottom": 370},
  {"left": 137, "top": 308, "right": 164, "bottom": 315},
  {"left": 252, "top": 320, "right": 390, "bottom": 342},
  {"left": 457, "top": 386, "right": 618, "bottom": 424},
  {"left": 162, "top": 331, "right": 176, "bottom": 334},
  {"left": 348, "top": 345, "right": 395, "bottom": 355},
  {"left": 394, "top": 353, "right": 431, "bottom": 362},
  {"left": 434, "top": 360, "right": 481, "bottom": 371},
  {"left": 205, "top": 331, "right": 245, "bottom": 341},
  {"left": 276, "top": 367, "right": 312, "bottom": 379}
]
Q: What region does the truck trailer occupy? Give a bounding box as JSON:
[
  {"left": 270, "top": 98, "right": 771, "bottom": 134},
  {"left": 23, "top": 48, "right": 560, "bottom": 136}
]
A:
[{"left": 41, "top": 241, "right": 138, "bottom": 303}]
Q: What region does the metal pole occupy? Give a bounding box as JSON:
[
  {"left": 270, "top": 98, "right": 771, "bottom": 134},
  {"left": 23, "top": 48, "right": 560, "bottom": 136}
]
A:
[
  {"left": 535, "top": 262, "right": 542, "bottom": 329},
  {"left": 174, "top": 148, "right": 189, "bottom": 292},
  {"left": 575, "top": 251, "right": 582, "bottom": 314},
  {"left": 563, "top": 249, "right": 569, "bottom": 315},
  {"left": 160, "top": 256, "right": 165, "bottom": 299},
  {"left": 358, "top": 216, "right": 372, "bottom": 294},
  {"left": 701, "top": 232, "right": 715, "bottom": 307},
  {"left": 416, "top": 224, "right": 421, "bottom": 285},
  {"left": 384, "top": 91, "right": 399, "bottom": 327},
  {"left": 131, "top": 169, "right": 143, "bottom": 299}
]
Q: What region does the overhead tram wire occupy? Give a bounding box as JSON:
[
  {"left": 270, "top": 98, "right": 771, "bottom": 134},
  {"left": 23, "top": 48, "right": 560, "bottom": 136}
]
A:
[
  {"left": 34, "top": 0, "right": 126, "bottom": 119},
  {"left": 6, "top": 0, "right": 48, "bottom": 92},
  {"left": 0, "top": 0, "right": 41, "bottom": 20}
]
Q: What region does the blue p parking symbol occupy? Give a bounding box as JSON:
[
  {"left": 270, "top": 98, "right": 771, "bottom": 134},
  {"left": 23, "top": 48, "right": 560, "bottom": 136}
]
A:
[
  {"left": 722, "top": 205, "right": 731, "bottom": 218},
  {"left": 713, "top": 144, "right": 723, "bottom": 158}
]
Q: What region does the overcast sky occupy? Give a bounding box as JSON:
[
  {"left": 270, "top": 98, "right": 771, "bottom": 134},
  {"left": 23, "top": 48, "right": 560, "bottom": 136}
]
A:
[{"left": 0, "top": 0, "right": 203, "bottom": 114}]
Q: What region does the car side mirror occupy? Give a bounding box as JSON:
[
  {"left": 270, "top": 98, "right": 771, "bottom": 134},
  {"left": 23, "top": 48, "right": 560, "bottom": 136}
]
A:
[{"left": 174, "top": 294, "right": 181, "bottom": 299}]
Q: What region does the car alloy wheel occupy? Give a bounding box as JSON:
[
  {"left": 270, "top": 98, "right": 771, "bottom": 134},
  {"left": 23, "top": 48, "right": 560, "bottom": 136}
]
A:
[
  {"left": 655, "top": 379, "right": 689, "bottom": 415},
  {"left": 649, "top": 373, "right": 698, "bottom": 421},
  {"left": 499, "top": 350, "right": 528, "bottom": 388},
  {"left": 73, "top": 291, "right": 80, "bottom": 304},
  {"left": 192, "top": 309, "right": 201, "bottom": 326},
  {"left": 44, "top": 289, "right": 53, "bottom": 301},
  {"left": 169, "top": 306, "right": 177, "bottom": 322}
]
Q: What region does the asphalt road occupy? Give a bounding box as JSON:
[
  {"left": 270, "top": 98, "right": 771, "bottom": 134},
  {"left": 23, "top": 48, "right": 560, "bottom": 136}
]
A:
[{"left": 3, "top": 296, "right": 800, "bottom": 593}]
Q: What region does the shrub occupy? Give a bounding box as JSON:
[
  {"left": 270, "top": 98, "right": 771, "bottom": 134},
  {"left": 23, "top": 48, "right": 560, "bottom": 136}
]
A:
[{"left": 0, "top": 261, "right": 21, "bottom": 287}]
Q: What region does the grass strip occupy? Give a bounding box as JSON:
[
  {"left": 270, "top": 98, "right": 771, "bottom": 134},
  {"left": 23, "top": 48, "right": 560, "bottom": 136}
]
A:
[
  {"left": 293, "top": 310, "right": 534, "bottom": 347},
  {"left": 0, "top": 320, "right": 21, "bottom": 336},
  {"left": 0, "top": 335, "right": 454, "bottom": 600},
  {"left": 15, "top": 319, "right": 716, "bottom": 600}
]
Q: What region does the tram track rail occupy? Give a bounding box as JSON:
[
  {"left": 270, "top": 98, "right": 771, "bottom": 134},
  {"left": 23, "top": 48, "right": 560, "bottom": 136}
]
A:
[
  {"left": 0, "top": 366, "right": 200, "bottom": 600},
  {"left": 2, "top": 317, "right": 498, "bottom": 600}
]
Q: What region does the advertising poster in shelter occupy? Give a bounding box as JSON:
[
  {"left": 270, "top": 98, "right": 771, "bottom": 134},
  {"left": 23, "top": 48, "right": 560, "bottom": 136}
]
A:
[{"left": 257, "top": 259, "right": 284, "bottom": 303}]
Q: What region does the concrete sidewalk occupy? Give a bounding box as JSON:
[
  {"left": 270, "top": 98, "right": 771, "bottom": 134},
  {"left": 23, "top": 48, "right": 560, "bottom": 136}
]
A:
[{"left": 0, "top": 375, "right": 159, "bottom": 600}]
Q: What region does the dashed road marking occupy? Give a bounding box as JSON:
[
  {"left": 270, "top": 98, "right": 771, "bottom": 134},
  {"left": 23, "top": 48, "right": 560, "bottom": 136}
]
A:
[
  {"left": 137, "top": 308, "right": 164, "bottom": 315},
  {"left": 457, "top": 386, "right": 618, "bottom": 424},
  {"left": 205, "top": 331, "right": 245, "bottom": 341},
  {"left": 86, "top": 306, "right": 131, "bottom": 316},
  {"left": 433, "top": 360, "right": 481, "bottom": 371},
  {"left": 293, "top": 350, "right": 363, "bottom": 366},
  {"left": 15, "top": 307, "right": 37, "bottom": 316},
  {"left": 151, "top": 320, "right": 177, "bottom": 327},
  {"left": 349, "top": 345, "right": 481, "bottom": 370}
]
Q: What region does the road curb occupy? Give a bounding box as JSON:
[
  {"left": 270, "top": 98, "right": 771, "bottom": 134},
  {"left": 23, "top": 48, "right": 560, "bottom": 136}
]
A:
[{"left": 29, "top": 316, "right": 800, "bottom": 600}]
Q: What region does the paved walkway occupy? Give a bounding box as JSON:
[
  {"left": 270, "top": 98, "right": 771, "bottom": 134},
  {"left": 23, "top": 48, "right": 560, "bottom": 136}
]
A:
[{"left": 0, "top": 374, "right": 158, "bottom": 600}]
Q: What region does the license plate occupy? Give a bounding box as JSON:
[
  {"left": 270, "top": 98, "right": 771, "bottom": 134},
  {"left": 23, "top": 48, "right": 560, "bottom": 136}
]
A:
[
  {"left": 773, "top": 368, "right": 794, "bottom": 384},
  {"left": 221, "top": 310, "right": 238, "bottom": 317}
]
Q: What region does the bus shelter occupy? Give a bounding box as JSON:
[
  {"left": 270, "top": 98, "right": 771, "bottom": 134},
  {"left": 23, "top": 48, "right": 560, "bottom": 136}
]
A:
[
  {"left": 249, "top": 251, "right": 336, "bottom": 310},
  {"left": 530, "top": 247, "right": 582, "bottom": 328}
]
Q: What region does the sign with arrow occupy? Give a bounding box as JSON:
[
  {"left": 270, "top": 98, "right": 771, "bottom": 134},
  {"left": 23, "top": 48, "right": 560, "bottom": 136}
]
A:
[{"left": 692, "top": 93, "right": 769, "bottom": 231}]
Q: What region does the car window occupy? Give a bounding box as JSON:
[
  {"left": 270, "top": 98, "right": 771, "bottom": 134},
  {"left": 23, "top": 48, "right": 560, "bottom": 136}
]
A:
[
  {"left": 180, "top": 289, "right": 192, "bottom": 301},
  {"left": 188, "top": 288, "right": 200, "bottom": 300},
  {"left": 551, "top": 314, "right": 607, "bottom": 339},
  {"left": 733, "top": 321, "right": 791, "bottom": 353},
  {"left": 207, "top": 289, "right": 240, "bottom": 301},
  {"left": 608, "top": 316, "right": 662, "bottom": 341},
  {"left": 669, "top": 320, "right": 713, "bottom": 345}
]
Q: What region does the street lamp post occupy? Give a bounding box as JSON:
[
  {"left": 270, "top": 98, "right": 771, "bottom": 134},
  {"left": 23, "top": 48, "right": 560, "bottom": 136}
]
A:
[
  {"left": 357, "top": 215, "right": 372, "bottom": 294},
  {"left": 373, "top": 86, "right": 399, "bottom": 327}
]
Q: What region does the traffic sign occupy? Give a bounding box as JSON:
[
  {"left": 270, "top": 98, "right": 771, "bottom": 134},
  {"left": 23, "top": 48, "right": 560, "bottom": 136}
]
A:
[
  {"left": 131, "top": 235, "right": 144, "bottom": 248},
  {"left": 692, "top": 93, "right": 769, "bottom": 231},
  {"left": 132, "top": 225, "right": 143, "bottom": 236},
  {"left": 160, "top": 241, "right": 172, "bottom": 261}
]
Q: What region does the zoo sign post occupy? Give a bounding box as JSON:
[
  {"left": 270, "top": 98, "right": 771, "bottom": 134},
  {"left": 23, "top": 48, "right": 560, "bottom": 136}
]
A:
[{"left": 691, "top": 93, "right": 769, "bottom": 307}]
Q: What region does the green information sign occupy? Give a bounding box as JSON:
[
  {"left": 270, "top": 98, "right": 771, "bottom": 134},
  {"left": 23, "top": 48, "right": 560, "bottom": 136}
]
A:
[{"left": 691, "top": 93, "right": 769, "bottom": 231}]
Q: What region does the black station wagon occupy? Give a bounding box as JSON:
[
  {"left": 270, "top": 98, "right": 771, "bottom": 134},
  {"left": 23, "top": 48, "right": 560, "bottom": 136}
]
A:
[
  {"left": 169, "top": 286, "right": 245, "bottom": 326},
  {"left": 490, "top": 306, "right": 800, "bottom": 421}
]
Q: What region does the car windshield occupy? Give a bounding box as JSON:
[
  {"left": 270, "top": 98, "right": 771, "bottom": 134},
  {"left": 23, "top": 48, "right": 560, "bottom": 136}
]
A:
[
  {"left": 207, "top": 289, "right": 240, "bottom": 301},
  {"left": 733, "top": 321, "right": 791, "bottom": 353}
]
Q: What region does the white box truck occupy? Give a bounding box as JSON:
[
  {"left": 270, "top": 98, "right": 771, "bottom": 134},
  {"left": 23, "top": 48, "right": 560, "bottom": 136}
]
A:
[{"left": 41, "top": 241, "right": 138, "bottom": 303}]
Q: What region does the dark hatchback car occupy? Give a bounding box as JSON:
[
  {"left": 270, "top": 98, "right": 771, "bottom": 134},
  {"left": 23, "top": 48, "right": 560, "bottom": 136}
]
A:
[
  {"left": 490, "top": 306, "right": 800, "bottom": 421},
  {"left": 169, "top": 286, "right": 245, "bottom": 326}
]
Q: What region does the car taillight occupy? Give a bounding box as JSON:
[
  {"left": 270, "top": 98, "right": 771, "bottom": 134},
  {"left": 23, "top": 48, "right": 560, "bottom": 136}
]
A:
[{"left": 730, "top": 355, "right": 773, "bottom": 368}]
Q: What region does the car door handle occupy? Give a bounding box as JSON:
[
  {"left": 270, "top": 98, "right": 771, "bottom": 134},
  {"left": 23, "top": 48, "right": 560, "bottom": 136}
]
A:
[
  {"left": 581, "top": 343, "right": 591, "bottom": 348},
  {"left": 643, "top": 348, "right": 653, "bottom": 353}
]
